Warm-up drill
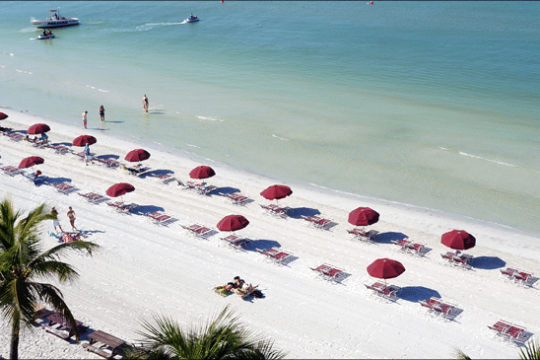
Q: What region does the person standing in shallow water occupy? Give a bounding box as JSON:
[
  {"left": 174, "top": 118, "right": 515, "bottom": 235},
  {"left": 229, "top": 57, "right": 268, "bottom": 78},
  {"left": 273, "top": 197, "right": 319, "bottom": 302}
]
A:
[
  {"left": 142, "top": 95, "right": 149, "bottom": 113},
  {"left": 82, "top": 110, "right": 88, "bottom": 129},
  {"left": 99, "top": 105, "right": 105, "bottom": 121}
]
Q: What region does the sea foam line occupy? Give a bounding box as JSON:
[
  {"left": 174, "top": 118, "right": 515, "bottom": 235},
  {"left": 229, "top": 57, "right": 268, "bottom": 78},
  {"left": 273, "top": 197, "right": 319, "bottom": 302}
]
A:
[
  {"left": 186, "top": 143, "right": 201, "bottom": 148},
  {"left": 272, "top": 134, "right": 289, "bottom": 141},
  {"left": 196, "top": 115, "right": 224, "bottom": 122},
  {"left": 458, "top": 151, "right": 517, "bottom": 167}
]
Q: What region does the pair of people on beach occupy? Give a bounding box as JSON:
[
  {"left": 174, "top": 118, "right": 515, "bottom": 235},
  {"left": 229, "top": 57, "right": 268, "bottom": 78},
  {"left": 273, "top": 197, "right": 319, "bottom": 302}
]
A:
[
  {"left": 82, "top": 106, "right": 105, "bottom": 128},
  {"left": 216, "top": 276, "right": 258, "bottom": 296},
  {"left": 51, "top": 206, "right": 77, "bottom": 233}
]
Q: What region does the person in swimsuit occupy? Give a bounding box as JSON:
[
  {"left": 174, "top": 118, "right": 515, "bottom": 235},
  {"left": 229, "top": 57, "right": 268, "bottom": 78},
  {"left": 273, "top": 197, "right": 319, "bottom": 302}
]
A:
[
  {"left": 50, "top": 207, "right": 64, "bottom": 233},
  {"left": 83, "top": 143, "right": 92, "bottom": 166},
  {"left": 99, "top": 105, "right": 105, "bottom": 121},
  {"left": 142, "top": 95, "right": 149, "bottom": 113},
  {"left": 82, "top": 111, "right": 88, "bottom": 129},
  {"left": 67, "top": 206, "right": 77, "bottom": 231},
  {"left": 224, "top": 276, "right": 245, "bottom": 291}
]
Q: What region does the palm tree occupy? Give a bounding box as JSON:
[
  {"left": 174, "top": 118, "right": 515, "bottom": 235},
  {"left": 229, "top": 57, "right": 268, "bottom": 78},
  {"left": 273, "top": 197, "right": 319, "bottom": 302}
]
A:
[
  {"left": 455, "top": 339, "right": 540, "bottom": 360},
  {"left": 123, "top": 306, "right": 287, "bottom": 359},
  {"left": 0, "top": 199, "right": 99, "bottom": 360}
]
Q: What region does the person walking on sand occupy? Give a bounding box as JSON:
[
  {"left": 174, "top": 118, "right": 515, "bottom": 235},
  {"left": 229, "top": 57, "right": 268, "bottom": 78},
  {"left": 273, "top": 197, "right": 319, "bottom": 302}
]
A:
[
  {"left": 99, "top": 105, "right": 105, "bottom": 121},
  {"left": 142, "top": 94, "right": 149, "bottom": 113},
  {"left": 67, "top": 206, "right": 77, "bottom": 231},
  {"left": 83, "top": 143, "right": 92, "bottom": 166},
  {"left": 51, "top": 207, "right": 64, "bottom": 233},
  {"left": 82, "top": 110, "right": 88, "bottom": 129}
]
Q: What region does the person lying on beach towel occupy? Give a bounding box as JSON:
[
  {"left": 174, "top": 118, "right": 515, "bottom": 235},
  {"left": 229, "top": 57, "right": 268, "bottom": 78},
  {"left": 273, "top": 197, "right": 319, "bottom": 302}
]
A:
[{"left": 214, "top": 276, "right": 245, "bottom": 296}]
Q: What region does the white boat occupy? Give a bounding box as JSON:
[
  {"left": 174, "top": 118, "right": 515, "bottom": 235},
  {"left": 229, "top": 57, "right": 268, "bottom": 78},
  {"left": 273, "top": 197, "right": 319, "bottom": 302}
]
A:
[
  {"left": 31, "top": 8, "right": 79, "bottom": 28},
  {"left": 186, "top": 13, "right": 199, "bottom": 23},
  {"left": 37, "top": 32, "right": 55, "bottom": 40}
]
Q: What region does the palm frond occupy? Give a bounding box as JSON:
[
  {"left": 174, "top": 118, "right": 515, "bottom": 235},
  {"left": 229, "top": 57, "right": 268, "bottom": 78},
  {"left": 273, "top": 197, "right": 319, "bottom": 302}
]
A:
[
  {"left": 29, "top": 259, "right": 80, "bottom": 283},
  {"left": 29, "top": 282, "right": 80, "bottom": 341},
  {"left": 137, "top": 306, "right": 286, "bottom": 360},
  {"left": 31, "top": 240, "right": 99, "bottom": 264},
  {"left": 520, "top": 339, "right": 540, "bottom": 360},
  {"left": 454, "top": 348, "right": 472, "bottom": 360}
]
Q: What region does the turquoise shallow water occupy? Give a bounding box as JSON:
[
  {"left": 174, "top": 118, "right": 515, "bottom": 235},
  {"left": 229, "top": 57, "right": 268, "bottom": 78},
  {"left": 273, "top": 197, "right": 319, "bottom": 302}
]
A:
[{"left": 1, "top": 1, "right": 540, "bottom": 234}]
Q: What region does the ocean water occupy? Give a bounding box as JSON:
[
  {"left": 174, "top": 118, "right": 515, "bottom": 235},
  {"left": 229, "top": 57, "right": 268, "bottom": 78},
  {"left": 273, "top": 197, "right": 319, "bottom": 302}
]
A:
[{"left": 1, "top": 1, "right": 539, "bottom": 234}]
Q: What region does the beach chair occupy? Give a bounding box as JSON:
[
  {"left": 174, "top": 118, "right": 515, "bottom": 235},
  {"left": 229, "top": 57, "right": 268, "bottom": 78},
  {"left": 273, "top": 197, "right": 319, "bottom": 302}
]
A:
[
  {"left": 54, "top": 182, "right": 76, "bottom": 195},
  {"left": 257, "top": 248, "right": 291, "bottom": 265},
  {"left": 220, "top": 192, "right": 250, "bottom": 205},
  {"left": 1, "top": 166, "right": 23, "bottom": 177},
  {"left": 82, "top": 330, "right": 128, "bottom": 359},
  {"left": 51, "top": 144, "right": 71, "bottom": 155},
  {"left": 144, "top": 211, "right": 176, "bottom": 226},
  {"left": 347, "top": 228, "right": 379, "bottom": 242},
  {"left": 78, "top": 192, "right": 107, "bottom": 204},
  {"left": 23, "top": 172, "right": 46, "bottom": 185},
  {"left": 392, "top": 238, "right": 425, "bottom": 256},
  {"left": 301, "top": 215, "right": 333, "bottom": 229},
  {"left": 364, "top": 282, "right": 401, "bottom": 300},
  {"left": 6, "top": 132, "right": 24, "bottom": 142},
  {"left": 96, "top": 158, "right": 120, "bottom": 168},
  {"left": 259, "top": 203, "right": 290, "bottom": 218},
  {"left": 42, "top": 312, "right": 87, "bottom": 341},
  {"left": 513, "top": 270, "right": 534, "bottom": 286},
  {"left": 106, "top": 201, "right": 138, "bottom": 214},
  {"left": 311, "top": 264, "right": 343, "bottom": 282},
  {"left": 419, "top": 297, "right": 456, "bottom": 317},
  {"left": 152, "top": 173, "right": 176, "bottom": 184},
  {"left": 181, "top": 224, "right": 212, "bottom": 238},
  {"left": 221, "top": 234, "right": 250, "bottom": 249},
  {"left": 489, "top": 320, "right": 527, "bottom": 344}
]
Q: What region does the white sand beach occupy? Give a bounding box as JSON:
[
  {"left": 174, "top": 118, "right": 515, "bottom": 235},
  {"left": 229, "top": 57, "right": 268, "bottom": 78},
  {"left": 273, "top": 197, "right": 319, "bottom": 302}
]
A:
[{"left": 1, "top": 108, "right": 539, "bottom": 359}]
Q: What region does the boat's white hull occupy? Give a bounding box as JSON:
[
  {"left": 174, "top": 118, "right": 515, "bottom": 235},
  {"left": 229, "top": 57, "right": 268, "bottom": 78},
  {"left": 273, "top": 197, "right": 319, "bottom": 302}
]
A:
[{"left": 32, "top": 19, "right": 79, "bottom": 28}]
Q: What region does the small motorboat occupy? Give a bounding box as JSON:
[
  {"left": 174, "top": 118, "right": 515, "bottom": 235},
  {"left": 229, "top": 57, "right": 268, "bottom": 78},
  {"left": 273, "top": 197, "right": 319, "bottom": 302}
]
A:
[
  {"left": 186, "top": 13, "right": 199, "bottom": 23},
  {"left": 32, "top": 8, "right": 79, "bottom": 28},
  {"left": 37, "top": 32, "right": 55, "bottom": 40}
]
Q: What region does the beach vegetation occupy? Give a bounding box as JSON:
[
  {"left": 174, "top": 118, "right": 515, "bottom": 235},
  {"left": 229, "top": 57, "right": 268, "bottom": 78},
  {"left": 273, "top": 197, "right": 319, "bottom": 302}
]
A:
[
  {"left": 0, "top": 199, "right": 99, "bottom": 360},
  {"left": 455, "top": 339, "right": 540, "bottom": 360},
  {"left": 123, "top": 306, "right": 287, "bottom": 359}
]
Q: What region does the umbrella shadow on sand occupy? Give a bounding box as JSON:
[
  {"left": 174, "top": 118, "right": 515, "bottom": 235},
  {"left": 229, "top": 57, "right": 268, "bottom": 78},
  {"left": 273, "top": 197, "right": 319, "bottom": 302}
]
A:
[
  {"left": 372, "top": 232, "right": 408, "bottom": 244},
  {"left": 144, "top": 169, "right": 174, "bottom": 177},
  {"left": 52, "top": 142, "right": 73, "bottom": 147},
  {"left": 94, "top": 154, "right": 120, "bottom": 161},
  {"left": 44, "top": 177, "right": 72, "bottom": 185},
  {"left": 215, "top": 186, "right": 241, "bottom": 195},
  {"left": 470, "top": 256, "right": 506, "bottom": 270},
  {"left": 131, "top": 205, "right": 165, "bottom": 215},
  {"left": 398, "top": 286, "right": 441, "bottom": 302},
  {"left": 287, "top": 207, "right": 321, "bottom": 219},
  {"left": 244, "top": 239, "right": 281, "bottom": 252}
]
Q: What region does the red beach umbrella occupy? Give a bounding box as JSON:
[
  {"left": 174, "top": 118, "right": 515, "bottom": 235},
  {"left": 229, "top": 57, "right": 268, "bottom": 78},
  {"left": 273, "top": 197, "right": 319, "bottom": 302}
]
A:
[
  {"left": 441, "top": 230, "right": 476, "bottom": 251},
  {"left": 125, "top": 149, "right": 151, "bottom": 162},
  {"left": 217, "top": 215, "right": 250, "bottom": 232},
  {"left": 27, "top": 123, "right": 50, "bottom": 134},
  {"left": 367, "top": 258, "right": 406, "bottom": 280},
  {"left": 18, "top": 156, "right": 44, "bottom": 169},
  {"left": 348, "top": 207, "right": 380, "bottom": 226},
  {"left": 0, "top": 112, "right": 8, "bottom": 120},
  {"left": 73, "top": 135, "right": 97, "bottom": 147},
  {"left": 260, "top": 185, "right": 293, "bottom": 201},
  {"left": 106, "top": 183, "right": 135, "bottom": 197},
  {"left": 189, "top": 165, "right": 215, "bottom": 180}
]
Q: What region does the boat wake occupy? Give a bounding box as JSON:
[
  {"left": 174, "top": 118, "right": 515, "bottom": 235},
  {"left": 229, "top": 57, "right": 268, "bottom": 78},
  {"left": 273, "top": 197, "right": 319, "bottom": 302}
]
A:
[
  {"left": 272, "top": 134, "right": 289, "bottom": 141},
  {"left": 136, "top": 22, "right": 185, "bottom": 31}
]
